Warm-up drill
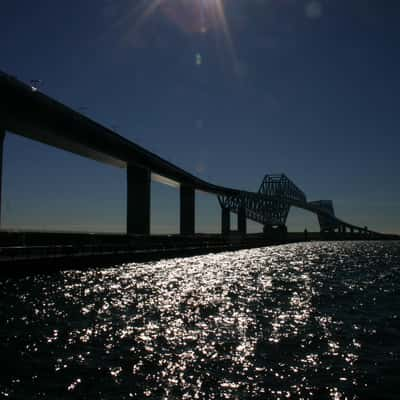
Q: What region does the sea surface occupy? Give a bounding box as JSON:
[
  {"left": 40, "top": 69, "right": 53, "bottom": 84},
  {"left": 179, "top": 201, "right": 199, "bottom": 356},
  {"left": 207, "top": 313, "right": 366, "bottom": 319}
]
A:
[{"left": 0, "top": 241, "right": 399, "bottom": 399}]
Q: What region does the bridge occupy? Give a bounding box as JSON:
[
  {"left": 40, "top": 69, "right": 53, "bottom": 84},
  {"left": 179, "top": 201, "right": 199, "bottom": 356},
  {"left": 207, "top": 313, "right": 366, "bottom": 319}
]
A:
[
  {"left": 218, "top": 174, "right": 378, "bottom": 237},
  {"left": 0, "top": 71, "right": 382, "bottom": 239}
]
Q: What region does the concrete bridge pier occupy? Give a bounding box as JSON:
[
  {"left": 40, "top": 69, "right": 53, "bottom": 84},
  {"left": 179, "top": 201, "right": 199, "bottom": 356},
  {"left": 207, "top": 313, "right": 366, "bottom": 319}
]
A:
[
  {"left": 238, "top": 206, "right": 247, "bottom": 235},
  {"left": 221, "top": 207, "right": 230, "bottom": 235},
  {"left": 180, "top": 185, "right": 195, "bottom": 235},
  {"left": 127, "top": 164, "right": 151, "bottom": 235},
  {"left": 279, "top": 225, "right": 288, "bottom": 241},
  {"left": 0, "top": 129, "right": 4, "bottom": 226}
]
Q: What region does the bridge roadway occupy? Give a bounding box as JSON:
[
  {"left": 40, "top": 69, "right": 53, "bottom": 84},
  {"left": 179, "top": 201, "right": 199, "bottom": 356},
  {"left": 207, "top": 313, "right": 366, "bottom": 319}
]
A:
[
  {"left": 0, "top": 71, "right": 238, "bottom": 195},
  {"left": 289, "top": 199, "right": 374, "bottom": 235},
  {"left": 0, "top": 71, "right": 382, "bottom": 237}
]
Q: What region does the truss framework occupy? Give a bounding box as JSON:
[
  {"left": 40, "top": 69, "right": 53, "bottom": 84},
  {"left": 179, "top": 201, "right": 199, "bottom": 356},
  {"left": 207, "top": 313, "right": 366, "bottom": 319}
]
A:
[{"left": 218, "top": 174, "right": 375, "bottom": 234}]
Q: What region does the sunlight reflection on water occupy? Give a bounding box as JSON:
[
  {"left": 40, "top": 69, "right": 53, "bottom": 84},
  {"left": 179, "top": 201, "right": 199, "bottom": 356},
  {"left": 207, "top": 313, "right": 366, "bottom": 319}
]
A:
[{"left": 0, "top": 241, "right": 399, "bottom": 399}]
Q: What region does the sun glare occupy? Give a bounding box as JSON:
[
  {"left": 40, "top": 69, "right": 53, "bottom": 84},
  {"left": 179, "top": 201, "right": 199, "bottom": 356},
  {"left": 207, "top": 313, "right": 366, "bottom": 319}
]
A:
[{"left": 123, "top": 0, "right": 235, "bottom": 59}]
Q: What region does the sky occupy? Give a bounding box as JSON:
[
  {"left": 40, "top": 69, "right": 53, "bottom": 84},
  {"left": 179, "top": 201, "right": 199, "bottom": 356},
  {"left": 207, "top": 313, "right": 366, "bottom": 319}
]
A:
[{"left": 1, "top": 0, "right": 399, "bottom": 234}]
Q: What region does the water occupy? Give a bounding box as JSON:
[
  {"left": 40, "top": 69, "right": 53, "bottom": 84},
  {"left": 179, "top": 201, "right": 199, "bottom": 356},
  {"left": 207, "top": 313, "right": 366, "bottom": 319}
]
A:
[{"left": 0, "top": 241, "right": 399, "bottom": 399}]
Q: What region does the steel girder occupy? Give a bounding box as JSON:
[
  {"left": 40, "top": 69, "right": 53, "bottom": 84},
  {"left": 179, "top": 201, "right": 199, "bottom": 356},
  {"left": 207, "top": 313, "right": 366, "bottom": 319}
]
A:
[
  {"left": 218, "top": 194, "right": 289, "bottom": 226},
  {"left": 258, "top": 174, "right": 307, "bottom": 203},
  {"left": 218, "top": 175, "right": 306, "bottom": 227},
  {"left": 218, "top": 174, "right": 378, "bottom": 236},
  {"left": 307, "top": 200, "right": 338, "bottom": 231}
]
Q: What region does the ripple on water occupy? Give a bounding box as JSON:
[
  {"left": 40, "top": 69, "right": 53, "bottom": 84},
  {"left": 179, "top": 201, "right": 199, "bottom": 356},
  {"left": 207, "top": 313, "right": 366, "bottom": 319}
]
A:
[{"left": 0, "top": 241, "right": 399, "bottom": 399}]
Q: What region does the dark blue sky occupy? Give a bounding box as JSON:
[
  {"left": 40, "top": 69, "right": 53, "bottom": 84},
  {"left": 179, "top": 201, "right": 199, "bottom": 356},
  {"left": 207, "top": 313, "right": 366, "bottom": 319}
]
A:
[{"left": 1, "top": 0, "right": 399, "bottom": 233}]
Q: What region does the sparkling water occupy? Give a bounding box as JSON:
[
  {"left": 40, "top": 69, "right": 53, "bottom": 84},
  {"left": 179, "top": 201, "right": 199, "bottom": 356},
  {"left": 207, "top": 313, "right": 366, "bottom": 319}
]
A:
[{"left": 1, "top": 241, "right": 399, "bottom": 399}]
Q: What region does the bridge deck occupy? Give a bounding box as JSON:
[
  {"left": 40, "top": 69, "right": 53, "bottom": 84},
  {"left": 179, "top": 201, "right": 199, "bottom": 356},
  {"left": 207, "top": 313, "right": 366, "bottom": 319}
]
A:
[{"left": 0, "top": 71, "right": 238, "bottom": 196}]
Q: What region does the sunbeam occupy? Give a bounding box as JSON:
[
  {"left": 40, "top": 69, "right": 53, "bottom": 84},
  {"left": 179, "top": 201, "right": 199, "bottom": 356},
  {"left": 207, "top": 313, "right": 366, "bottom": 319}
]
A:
[{"left": 113, "top": 0, "right": 236, "bottom": 61}]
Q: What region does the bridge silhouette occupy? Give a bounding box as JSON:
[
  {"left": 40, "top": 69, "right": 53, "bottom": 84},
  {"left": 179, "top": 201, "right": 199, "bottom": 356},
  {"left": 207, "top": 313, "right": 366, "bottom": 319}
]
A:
[
  {"left": 219, "top": 174, "right": 374, "bottom": 237},
  {"left": 0, "top": 71, "right": 381, "bottom": 239}
]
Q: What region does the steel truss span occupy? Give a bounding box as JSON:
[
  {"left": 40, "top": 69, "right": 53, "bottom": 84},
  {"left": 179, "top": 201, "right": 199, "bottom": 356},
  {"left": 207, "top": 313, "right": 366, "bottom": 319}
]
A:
[{"left": 219, "top": 174, "right": 379, "bottom": 236}]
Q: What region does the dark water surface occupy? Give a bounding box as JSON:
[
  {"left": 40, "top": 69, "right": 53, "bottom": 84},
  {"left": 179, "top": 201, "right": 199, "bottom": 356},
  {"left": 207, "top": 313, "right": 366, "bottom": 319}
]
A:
[{"left": 1, "top": 241, "right": 399, "bottom": 399}]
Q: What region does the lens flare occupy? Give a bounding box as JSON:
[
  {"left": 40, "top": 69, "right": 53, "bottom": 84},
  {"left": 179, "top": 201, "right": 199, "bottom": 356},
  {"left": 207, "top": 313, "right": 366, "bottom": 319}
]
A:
[{"left": 112, "top": 0, "right": 236, "bottom": 61}]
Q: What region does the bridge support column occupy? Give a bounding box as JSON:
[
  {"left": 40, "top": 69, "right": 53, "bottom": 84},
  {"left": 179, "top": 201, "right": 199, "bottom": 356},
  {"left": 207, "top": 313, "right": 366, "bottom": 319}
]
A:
[
  {"left": 180, "top": 185, "right": 195, "bottom": 235},
  {"left": 238, "top": 206, "right": 246, "bottom": 235},
  {"left": 280, "top": 225, "right": 288, "bottom": 240},
  {"left": 221, "top": 207, "right": 230, "bottom": 235},
  {"left": 127, "top": 164, "right": 151, "bottom": 235},
  {"left": 0, "top": 129, "right": 4, "bottom": 226},
  {"left": 263, "top": 225, "right": 273, "bottom": 240}
]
